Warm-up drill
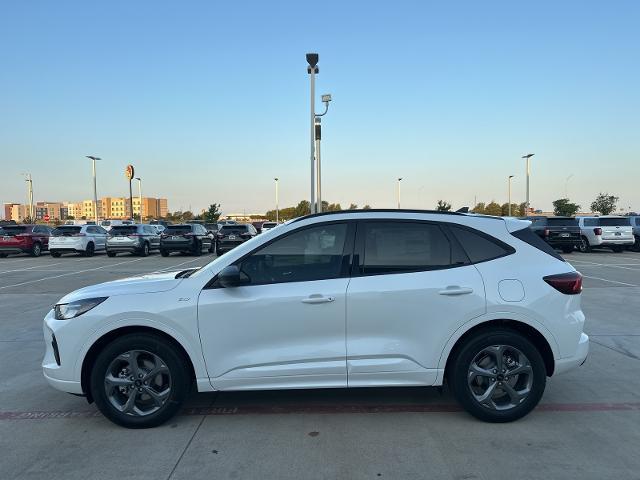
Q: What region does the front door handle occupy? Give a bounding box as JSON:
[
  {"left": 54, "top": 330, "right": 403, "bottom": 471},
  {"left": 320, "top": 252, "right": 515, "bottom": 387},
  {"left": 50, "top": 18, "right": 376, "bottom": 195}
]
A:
[
  {"left": 438, "top": 286, "right": 474, "bottom": 296},
  {"left": 302, "top": 295, "right": 335, "bottom": 304}
]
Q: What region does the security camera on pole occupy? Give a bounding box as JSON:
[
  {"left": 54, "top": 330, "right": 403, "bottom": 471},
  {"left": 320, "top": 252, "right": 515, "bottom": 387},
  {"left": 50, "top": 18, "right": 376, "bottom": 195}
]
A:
[{"left": 125, "top": 164, "right": 135, "bottom": 221}]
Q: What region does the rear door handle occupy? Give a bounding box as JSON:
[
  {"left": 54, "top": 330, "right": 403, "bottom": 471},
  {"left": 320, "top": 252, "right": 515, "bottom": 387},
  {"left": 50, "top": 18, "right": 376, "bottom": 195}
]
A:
[
  {"left": 302, "top": 295, "right": 335, "bottom": 304},
  {"left": 438, "top": 286, "right": 474, "bottom": 296}
]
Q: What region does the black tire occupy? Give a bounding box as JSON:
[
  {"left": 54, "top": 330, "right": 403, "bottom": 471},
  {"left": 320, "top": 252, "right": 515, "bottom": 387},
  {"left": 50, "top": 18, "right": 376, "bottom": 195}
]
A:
[
  {"left": 107, "top": 251, "right": 117, "bottom": 258},
  {"left": 0, "top": 253, "right": 8, "bottom": 258},
  {"left": 140, "top": 242, "right": 150, "bottom": 257},
  {"left": 561, "top": 246, "right": 573, "bottom": 254},
  {"left": 579, "top": 236, "right": 591, "bottom": 253},
  {"left": 89, "top": 333, "right": 191, "bottom": 429},
  {"left": 160, "top": 249, "right": 169, "bottom": 257},
  {"left": 632, "top": 236, "right": 640, "bottom": 252},
  {"left": 31, "top": 242, "right": 42, "bottom": 257},
  {"left": 208, "top": 241, "right": 215, "bottom": 253},
  {"left": 192, "top": 241, "right": 202, "bottom": 256},
  {"left": 84, "top": 242, "right": 95, "bottom": 257},
  {"left": 447, "top": 328, "right": 546, "bottom": 423},
  {"left": 611, "top": 245, "right": 624, "bottom": 253},
  {"left": 50, "top": 251, "right": 61, "bottom": 258},
  {"left": 217, "top": 248, "right": 225, "bottom": 256}
]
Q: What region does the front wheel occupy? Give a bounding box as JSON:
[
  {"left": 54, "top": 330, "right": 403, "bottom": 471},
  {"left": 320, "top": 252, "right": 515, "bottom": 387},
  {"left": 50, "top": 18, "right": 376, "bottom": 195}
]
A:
[
  {"left": 448, "top": 329, "right": 546, "bottom": 423},
  {"left": 31, "top": 242, "right": 42, "bottom": 257},
  {"left": 160, "top": 249, "right": 169, "bottom": 257},
  {"left": 140, "top": 242, "right": 150, "bottom": 257},
  {"left": 89, "top": 333, "right": 191, "bottom": 429},
  {"left": 632, "top": 236, "right": 640, "bottom": 252},
  {"left": 107, "top": 251, "right": 117, "bottom": 258}
]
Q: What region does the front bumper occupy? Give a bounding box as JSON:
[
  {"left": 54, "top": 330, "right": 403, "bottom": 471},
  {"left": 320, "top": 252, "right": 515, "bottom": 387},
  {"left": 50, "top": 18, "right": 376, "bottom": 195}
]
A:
[
  {"left": 42, "top": 310, "right": 85, "bottom": 394},
  {"left": 554, "top": 333, "right": 589, "bottom": 375}
]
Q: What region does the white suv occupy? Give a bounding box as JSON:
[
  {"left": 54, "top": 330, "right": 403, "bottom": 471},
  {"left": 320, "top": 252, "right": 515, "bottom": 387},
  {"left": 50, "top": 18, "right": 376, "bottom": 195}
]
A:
[
  {"left": 577, "top": 216, "right": 634, "bottom": 252},
  {"left": 49, "top": 224, "right": 109, "bottom": 257},
  {"left": 42, "top": 210, "right": 588, "bottom": 427}
]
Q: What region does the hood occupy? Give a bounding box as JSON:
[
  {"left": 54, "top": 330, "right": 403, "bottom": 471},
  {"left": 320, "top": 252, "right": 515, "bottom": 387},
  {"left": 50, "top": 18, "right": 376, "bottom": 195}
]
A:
[{"left": 58, "top": 271, "right": 183, "bottom": 303}]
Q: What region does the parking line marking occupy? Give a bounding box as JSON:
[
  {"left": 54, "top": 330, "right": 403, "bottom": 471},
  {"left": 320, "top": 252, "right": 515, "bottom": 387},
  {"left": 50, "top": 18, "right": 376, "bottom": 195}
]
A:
[
  {"left": 0, "top": 262, "right": 64, "bottom": 274},
  {"left": 148, "top": 255, "right": 215, "bottom": 273},
  {"left": 569, "top": 259, "right": 640, "bottom": 271},
  {"left": 0, "top": 258, "right": 146, "bottom": 290},
  {"left": 2, "top": 402, "right": 640, "bottom": 420},
  {"left": 581, "top": 275, "right": 638, "bottom": 287}
]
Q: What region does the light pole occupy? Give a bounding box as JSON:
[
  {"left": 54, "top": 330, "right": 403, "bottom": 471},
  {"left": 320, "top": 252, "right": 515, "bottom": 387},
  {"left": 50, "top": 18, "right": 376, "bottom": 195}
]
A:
[
  {"left": 306, "top": 53, "right": 319, "bottom": 214},
  {"left": 86, "top": 156, "right": 101, "bottom": 223},
  {"left": 521, "top": 153, "right": 534, "bottom": 213},
  {"left": 508, "top": 175, "right": 515, "bottom": 216},
  {"left": 397, "top": 178, "right": 403, "bottom": 209},
  {"left": 274, "top": 177, "right": 279, "bottom": 223},
  {"left": 135, "top": 177, "right": 142, "bottom": 222},
  {"left": 22, "top": 173, "right": 34, "bottom": 221},
  {"left": 565, "top": 174, "right": 573, "bottom": 198},
  {"left": 314, "top": 94, "right": 332, "bottom": 213}
]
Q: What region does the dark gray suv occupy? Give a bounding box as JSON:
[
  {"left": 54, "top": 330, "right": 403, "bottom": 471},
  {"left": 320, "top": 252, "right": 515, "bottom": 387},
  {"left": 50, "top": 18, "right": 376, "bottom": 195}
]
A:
[{"left": 106, "top": 224, "right": 160, "bottom": 257}]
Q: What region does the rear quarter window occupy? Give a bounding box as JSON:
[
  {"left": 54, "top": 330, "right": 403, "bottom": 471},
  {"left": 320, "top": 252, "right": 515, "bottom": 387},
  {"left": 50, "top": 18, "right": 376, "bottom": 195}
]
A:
[
  {"left": 448, "top": 224, "right": 515, "bottom": 263},
  {"left": 510, "top": 227, "right": 565, "bottom": 261}
]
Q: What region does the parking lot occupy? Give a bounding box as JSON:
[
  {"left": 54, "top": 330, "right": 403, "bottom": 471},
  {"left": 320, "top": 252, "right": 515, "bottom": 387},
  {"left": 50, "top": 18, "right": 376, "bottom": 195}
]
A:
[{"left": 1, "top": 249, "right": 639, "bottom": 480}]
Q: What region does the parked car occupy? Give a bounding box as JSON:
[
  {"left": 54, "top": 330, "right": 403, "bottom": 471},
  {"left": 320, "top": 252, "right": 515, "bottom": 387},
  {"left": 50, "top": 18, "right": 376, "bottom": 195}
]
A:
[
  {"left": 216, "top": 223, "right": 258, "bottom": 254},
  {"left": 628, "top": 216, "right": 640, "bottom": 252},
  {"left": 149, "top": 220, "right": 170, "bottom": 228},
  {"left": 576, "top": 216, "right": 634, "bottom": 252},
  {"left": 260, "top": 221, "right": 278, "bottom": 233},
  {"left": 523, "top": 216, "right": 581, "bottom": 253},
  {"left": 160, "top": 224, "right": 214, "bottom": 256},
  {"left": 0, "top": 224, "right": 52, "bottom": 257},
  {"left": 49, "top": 224, "right": 109, "bottom": 257},
  {"left": 106, "top": 224, "right": 160, "bottom": 257},
  {"left": 43, "top": 209, "right": 588, "bottom": 428},
  {"left": 100, "top": 219, "right": 134, "bottom": 231},
  {"left": 149, "top": 224, "right": 165, "bottom": 235}
]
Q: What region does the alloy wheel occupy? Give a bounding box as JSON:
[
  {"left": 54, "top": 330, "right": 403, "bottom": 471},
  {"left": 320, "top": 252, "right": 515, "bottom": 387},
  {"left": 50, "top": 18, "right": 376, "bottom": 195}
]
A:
[{"left": 467, "top": 345, "right": 533, "bottom": 411}]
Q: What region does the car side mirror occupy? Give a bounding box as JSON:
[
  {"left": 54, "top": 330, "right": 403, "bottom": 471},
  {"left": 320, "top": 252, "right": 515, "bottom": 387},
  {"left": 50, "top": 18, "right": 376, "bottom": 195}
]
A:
[{"left": 217, "top": 265, "right": 243, "bottom": 288}]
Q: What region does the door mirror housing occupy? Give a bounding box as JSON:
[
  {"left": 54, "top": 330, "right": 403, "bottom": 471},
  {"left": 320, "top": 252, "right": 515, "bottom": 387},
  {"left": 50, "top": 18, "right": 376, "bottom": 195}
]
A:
[{"left": 217, "top": 265, "right": 243, "bottom": 288}]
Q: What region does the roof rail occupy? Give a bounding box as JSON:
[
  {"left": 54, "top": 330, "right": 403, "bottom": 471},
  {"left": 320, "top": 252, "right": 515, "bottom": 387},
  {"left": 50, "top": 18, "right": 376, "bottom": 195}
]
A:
[{"left": 292, "top": 208, "right": 466, "bottom": 223}]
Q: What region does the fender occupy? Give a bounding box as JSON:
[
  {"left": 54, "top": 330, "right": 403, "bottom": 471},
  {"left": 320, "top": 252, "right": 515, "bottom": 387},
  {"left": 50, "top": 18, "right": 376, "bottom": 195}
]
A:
[{"left": 434, "top": 310, "right": 560, "bottom": 385}]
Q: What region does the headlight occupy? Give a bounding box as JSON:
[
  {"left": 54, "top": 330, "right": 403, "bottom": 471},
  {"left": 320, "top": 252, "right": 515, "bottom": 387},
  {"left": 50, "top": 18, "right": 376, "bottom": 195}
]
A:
[{"left": 54, "top": 297, "right": 108, "bottom": 320}]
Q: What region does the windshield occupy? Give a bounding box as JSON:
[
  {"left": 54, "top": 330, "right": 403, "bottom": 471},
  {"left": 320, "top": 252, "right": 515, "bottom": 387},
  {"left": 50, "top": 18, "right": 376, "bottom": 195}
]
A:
[
  {"left": 110, "top": 226, "right": 138, "bottom": 235},
  {"left": 547, "top": 218, "right": 578, "bottom": 227},
  {"left": 1, "top": 226, "right": 28, "bottom": 235},
  {"left": 52, "top": 226, "right": 81, "bottom": 236},
  {"left": 262, "top": 223, "right": 277, "bottom": 228},
  {"left": 600, "top": 217, "right": 630, "bottom": 227},
  {"left": 165, "top": 225, "right": 192, "bottom": 234},
  {"left": 220, "top": 225, "right": 248, "bottom": 235}
]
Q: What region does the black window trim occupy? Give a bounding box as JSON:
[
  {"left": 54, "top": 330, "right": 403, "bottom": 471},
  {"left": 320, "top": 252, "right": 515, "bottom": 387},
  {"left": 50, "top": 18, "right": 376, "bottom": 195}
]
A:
[
  {"left": 446, "top": 222, "right": 516, "bottom": 265},
  {"left": 204, "top": 220, "right": 356, "bottom": 289},
  {"left": 351, "top": 219, "right": 475, "bottom": 278}
]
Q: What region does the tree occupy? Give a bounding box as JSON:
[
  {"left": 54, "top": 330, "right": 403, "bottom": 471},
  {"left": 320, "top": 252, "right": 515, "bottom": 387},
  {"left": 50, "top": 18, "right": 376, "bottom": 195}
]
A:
[
  {"left": 327, "top": 203, "right": 342, "bottom": 212},
  {"left": 203, "top": 203, "right": 222, "bottom": 223},
  {"left": 471, "top": 202, "right": 486, "bottom": 214},
  {"left": 436, "top": 200, "right": 452, "bottom": 211},
  {"left": 516, "top": 202, "right": 528, "bottom": 217},
  {"left": 501, "top": 203, "right": 519, "bottom": 216},
  {"left": 294, "top": 200, "right": 311, "bottom": 217},
  {"left": 552, "top": 198, "right": 580, "bottom": 217},
  {"left": 591, "top": 193, "right": 619, "bottom": 215},
  {"left": 484, "top": 201, "right": 502, "bottom": 216},
  {"left": 348, "top": 203, "right": 358, "bottom": 210},
  {"left": 66, "top": 215, "right": 75, "bottom": 220},
  {"left": 362, "top": 204, "right": 371, "bottom": 210}
]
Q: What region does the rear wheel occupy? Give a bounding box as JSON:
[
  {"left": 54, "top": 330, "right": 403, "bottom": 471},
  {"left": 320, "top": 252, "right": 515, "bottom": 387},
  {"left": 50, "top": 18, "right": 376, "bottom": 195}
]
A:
[
  {"left": 160, "top": 249, "right": 169, "bottom": 257},
  {"left": 31, "top": 242, "right": 42, "bottom": 257},
  {"left": 84, "top": 242, "right": 95, "bottom": 257},
  {"left": 633, "top": 236, "right": 640, "bottom": 252},
  {"left": 448, "top": 329, "right": 546, "bottom": 423},
  {"left": 50, "top": 251, "right": 61, "bottom": 258},
  {"left": 579, "top": 236, "right": 591, "bottom": 253},
  {"left": 561, "top": 246, "right": 573, "bottom": 254},
  {"left": 140, "top": 242, "right": 150, "bottom": 257},
  {"left": 611, "top": 245, "right": 624, "bottom": 253},
  {"left": 107, "top": 251, "right": 117, "bottom": 258},
  {"left": 89, "top": 333, "right": 191, "bottom": 429}
]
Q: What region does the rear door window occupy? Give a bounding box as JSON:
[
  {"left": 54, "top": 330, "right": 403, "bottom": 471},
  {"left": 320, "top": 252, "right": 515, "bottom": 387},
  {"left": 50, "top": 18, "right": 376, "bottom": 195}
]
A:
[
  {"left": 360, "top": 222, "right": 454, "bottom": 275},
  {"left": 110, "top": 226, "right": 138, "bottom": 236},
  {"left": 599, "top": 217, "right": 630, "bottom": 227},
  {"left": 165, "top": 225, "right": 192, "bottom": 235},
  {"left": 583, "top": 218, "right": 599, "bottom": 227},
  {"left": 448, "top": 225, "right": 514, "bottom": 264},
  {"left": 52, "top": 226, "right": 81, "bottom": 236}
]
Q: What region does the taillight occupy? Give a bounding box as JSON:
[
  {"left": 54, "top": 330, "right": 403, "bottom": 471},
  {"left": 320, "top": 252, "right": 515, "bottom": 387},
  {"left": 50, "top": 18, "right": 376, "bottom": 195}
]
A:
[
  {"left": 543, "top": 228, "right": 550, "bottom": 237},
  {"left": 594, "top": 228, "right": 602, "bottom": 236},
  {"left": 544, "top": 272, "right": 583, "bottom": 295}
]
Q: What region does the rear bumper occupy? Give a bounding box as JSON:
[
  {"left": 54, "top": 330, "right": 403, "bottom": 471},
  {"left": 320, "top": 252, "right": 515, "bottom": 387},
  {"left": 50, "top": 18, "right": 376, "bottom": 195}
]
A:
[
  {"left": 599, "top": 239, "right": 634, "bottom": 246},
  {"left": 554, "top": 333, "right": 589, "bottom": 375},
  {"left": 49, "top": 239, "right": 86, "bottom": 252},
  {"left": 218, "top": 241, "right": 244, "bottom": 251},
  {"left": 161, "top": 241, "right": 195, "bottom": 251},
  {"left": 106, "top": 241, "right": 143, "bottom": 252}
]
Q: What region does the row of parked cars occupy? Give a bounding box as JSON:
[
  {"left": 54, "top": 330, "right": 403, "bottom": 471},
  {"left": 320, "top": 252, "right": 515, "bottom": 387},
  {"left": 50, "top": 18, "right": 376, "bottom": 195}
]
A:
[
  {"left": 0, "top": 220, "right": 280, "bottom": 258},
  {"left": 524, "top": 215, "right": 640, "bottom": 253}
]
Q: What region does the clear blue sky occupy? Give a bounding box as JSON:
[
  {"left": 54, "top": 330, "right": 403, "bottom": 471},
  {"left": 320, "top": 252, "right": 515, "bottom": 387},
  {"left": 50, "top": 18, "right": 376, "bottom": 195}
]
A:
[{"left": 1, "top": 0, "right": 638, "bottom": 216}]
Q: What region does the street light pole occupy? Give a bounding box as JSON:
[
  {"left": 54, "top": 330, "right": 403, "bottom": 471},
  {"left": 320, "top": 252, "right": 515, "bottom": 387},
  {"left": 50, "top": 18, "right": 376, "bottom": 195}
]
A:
[
  {"left": 508, "top": 175, "right": 515, "bottom": 216},
  {"left": 274, "top": 177, "right": 279, "bottom": 223},
  {"left": 565, "top": 174, "right": 573, "bottom": 198},
  {"left": 306, "top": 53, "right": 319, "bottom": 214},
  {"left": 397, "top": 178, "right": 403, "bottom": 209},
  {"left": 22, "top": 173, "right": 34, "bottom": 221},
  {"left": 521, "top": 154, "right": 534, "bottom": 213},
  {"left": 86, "top": 156, "right": 101, "bottom": 224},
  {"left": 135, "top": 177, "right": 142, "bottom": 222}
]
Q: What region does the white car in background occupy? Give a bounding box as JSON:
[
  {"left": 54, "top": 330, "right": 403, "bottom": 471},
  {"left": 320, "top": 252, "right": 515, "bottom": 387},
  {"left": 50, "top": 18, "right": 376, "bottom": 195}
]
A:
[
  {"left": 260, "top": 221, "right": 278, "bottom": 233},
  {"left": 577, "top": 216, "right": 634, "bottom": 252},
  {"left": 43, "top": 210, "right": 588, "bottom": 428},
  {"left": 100, "top": 220, "right": 134, "bottom": 231},
  {"left": 49, "top": 224, "right": 109, "bottom": 257}
]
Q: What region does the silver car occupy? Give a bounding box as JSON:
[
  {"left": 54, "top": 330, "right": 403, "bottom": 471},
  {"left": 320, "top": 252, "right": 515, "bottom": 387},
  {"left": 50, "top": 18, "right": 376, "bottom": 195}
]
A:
[{"left": 106, "top": 224, "right": 160, "bottom": 257}]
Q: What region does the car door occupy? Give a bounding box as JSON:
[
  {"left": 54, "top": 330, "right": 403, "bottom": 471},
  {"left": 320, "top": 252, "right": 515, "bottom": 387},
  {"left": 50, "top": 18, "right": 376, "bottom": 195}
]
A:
[
  {"left": 197, "top": 221, "right": 355, "bottom": 390},
  {"left": 345, "top": 220, "right": 486, "bottom": 387}
]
